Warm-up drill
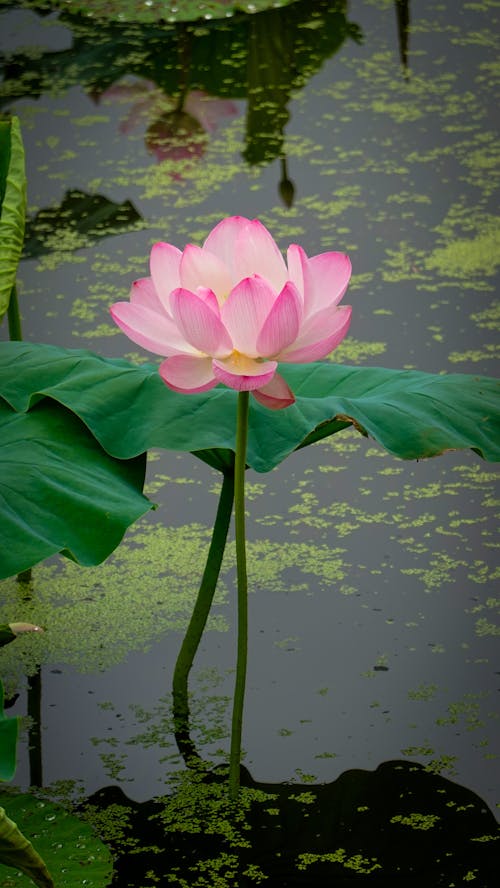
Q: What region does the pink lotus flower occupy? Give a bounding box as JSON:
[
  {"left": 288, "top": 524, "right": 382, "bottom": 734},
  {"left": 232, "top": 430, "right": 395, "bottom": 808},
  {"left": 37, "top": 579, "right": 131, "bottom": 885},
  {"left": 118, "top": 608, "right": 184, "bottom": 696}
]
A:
[{"left": 110, "top": 216, "right": 352, "bottom": 409}]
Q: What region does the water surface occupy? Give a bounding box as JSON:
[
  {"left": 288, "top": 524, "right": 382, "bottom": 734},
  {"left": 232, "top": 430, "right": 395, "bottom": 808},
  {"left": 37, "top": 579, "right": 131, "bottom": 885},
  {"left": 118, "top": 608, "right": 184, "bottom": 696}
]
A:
[{"left": 0, "top": 0, "right": 498, "bottom": 870}]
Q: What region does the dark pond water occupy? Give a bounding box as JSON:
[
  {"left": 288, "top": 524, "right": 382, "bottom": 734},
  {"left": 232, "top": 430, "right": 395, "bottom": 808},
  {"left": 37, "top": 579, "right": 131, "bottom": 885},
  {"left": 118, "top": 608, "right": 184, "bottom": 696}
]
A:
[{"left": 0, "top": 0, "right": 499, "bottom": 885}]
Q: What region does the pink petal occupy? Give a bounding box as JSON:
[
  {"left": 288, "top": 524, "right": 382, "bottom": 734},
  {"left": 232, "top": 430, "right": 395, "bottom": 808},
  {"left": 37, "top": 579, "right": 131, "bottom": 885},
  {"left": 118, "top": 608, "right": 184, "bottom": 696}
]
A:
[
  {"left": 304, "top": 251, "right": 352, "bottom": 317},
  {"left": 196, "top": 286, "right": 221, "bottom": 314},
  {"left": 213, "top": 355, "right": 277, "bottom": 391},
  {"left": 256, "top": 281, "right": 302, "bottom": 357},
  {"left": 286, "top": 243, "right": 309, "bottom": 297},
  {"left": 117, "top": 98, "right": 153, "bottom": 134},
  {"left": 221, "top": 275, "right": 278, "bottom": 356},
  {"left": 159, "top": 355, "right": 218, "bottom": 393},
  {"left": 110, "top": 301, "right": 196, "bottom": 356},
  {"left": 184, "top": 91, "right": 238, "bottom": 132},
  {"left": 203, "top": 216, "right": 252, "bottom": 277},
  {"left": 130, "top": 277, "right": 164, "bottom": 314},
  {"left": 171, "top": 288, "right": 233, "bottom": 357},
  {"left": 203, "top": 217, "right": 288, "bottom": 291},
  {"left": 279, "top": 305, "right": 352, "bottom": 363},
  {"left": 234, "top": 219, "right": 288, "bottom": 291},
  {"left": 252, "top": 373, "right": 295, "bottom": 410},
  {"left": 150, "top": 242, "right": 182, "bottom": 308},
  {"left": 180, "top": 243, "right": 233, "bottom": 304}
]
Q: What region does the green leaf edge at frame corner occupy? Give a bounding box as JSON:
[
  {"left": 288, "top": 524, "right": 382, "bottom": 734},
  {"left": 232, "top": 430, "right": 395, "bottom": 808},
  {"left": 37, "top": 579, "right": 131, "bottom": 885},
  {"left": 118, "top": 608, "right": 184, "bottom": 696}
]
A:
[
  {"left": 0, "top": 117, "right": 27, "bottom": 322},
  {"left": 0, "top": 789, "right": 114, "bottom": 888},
  {"left": 0, "top": 681, "right": 18, "bottom": 784}
]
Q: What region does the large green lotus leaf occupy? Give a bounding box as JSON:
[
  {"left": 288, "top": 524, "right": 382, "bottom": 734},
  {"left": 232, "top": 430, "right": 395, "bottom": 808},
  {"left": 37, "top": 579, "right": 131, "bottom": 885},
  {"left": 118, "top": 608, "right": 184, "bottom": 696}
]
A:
[
  {"left": 0, "top": 790, "right": 113, "bottom": 887},
  {"left": 0, "top": 397, "right": 151, "bottom": 580},
  {"left": 0, "top": 682, "right": 18, "bottom": 783},
  {"left": 1, "top": 342, "right": 499, "bottom": 473},
  {"left": 0, "top": 117, "right": 26, "bottom": 321}
]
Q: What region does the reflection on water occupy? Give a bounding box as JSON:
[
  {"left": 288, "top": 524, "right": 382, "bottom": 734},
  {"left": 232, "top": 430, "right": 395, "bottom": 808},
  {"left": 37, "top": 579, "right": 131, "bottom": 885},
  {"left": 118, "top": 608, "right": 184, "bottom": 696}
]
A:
[
  {"left": 0, "top": 0, "right": 358, "bottom": 200},
  {"left": 0, "top": 0, "right": 499, "bottom": 883},
  {"left": 22, "top": 190, "right": 142, "bottom": 259},
  {"left": 97, "top": 82, "right": 238, "bottom": 168}
]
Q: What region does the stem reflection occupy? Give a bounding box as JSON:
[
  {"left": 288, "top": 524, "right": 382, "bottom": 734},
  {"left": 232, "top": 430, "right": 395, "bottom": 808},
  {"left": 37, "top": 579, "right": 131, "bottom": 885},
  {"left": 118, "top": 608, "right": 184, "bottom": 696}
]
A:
[{"left": 172, "top": 470, "right": 234, "bottom": 767}]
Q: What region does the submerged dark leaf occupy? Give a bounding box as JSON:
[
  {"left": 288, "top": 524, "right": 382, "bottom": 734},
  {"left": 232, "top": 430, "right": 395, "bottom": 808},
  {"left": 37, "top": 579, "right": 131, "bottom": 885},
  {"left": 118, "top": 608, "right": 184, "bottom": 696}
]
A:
[{"left": 22, "top": 190, "right": 142, "bottom": 258}]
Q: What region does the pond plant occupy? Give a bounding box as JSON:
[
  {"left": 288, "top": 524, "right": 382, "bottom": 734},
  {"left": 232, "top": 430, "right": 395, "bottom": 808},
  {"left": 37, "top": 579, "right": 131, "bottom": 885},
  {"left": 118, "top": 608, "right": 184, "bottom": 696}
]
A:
[
  {"left": 1, "top": 67, "right": 499, "bottom": 884},
  {"left": 1, "top": 624, "right": 113, "bottom": 888},
  {"left": 109, "top": 214, "right": 354, "bottom": 797},
  {"left": 2, "top": 217, "right": 496, "bottom": 883},
  {"left": 0, "top": 624, "right": 53, "bottom": 888}
]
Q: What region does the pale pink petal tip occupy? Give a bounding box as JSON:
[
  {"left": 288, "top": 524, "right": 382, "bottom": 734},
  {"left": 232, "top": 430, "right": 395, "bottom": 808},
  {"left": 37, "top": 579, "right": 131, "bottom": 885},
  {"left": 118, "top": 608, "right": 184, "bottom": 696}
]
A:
[
  {"left": 252, "top": 373, "right": 295, "bottom": 410},
  {"left": 170, "top": 288, "right": 232, "bottom": 357},
  {"left": 159, "top": 355, "right": 217, "bottom": 393},
  {"left": 213, "top": 356, "right": 277, "bottom": 391}
]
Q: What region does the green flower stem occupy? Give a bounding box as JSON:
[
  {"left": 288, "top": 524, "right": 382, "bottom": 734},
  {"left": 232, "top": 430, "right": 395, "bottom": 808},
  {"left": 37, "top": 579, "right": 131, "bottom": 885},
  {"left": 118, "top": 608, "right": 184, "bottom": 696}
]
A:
[
  {"left": 8, "top": 282, "right": 32, "bottom": 620},
  {"left": 172, "top": 469, "right": 234, "bottom": 767},
  {"left": 7, "top": 283, "right": 23, "bottom": 341},
  {"left": 9, "top": 282, "right": 32, "bottom": 607},
  {"left": 229, "top": 391, "right": 250, "bottom": 799}
]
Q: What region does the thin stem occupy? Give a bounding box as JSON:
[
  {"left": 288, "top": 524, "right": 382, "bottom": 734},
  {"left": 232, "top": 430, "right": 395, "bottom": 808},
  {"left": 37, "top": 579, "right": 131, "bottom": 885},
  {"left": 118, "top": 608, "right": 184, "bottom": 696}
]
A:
[
  {"left": 16, "top": 568, "right": 32, "bottom": 584},
  {"left": 172, "top": 470, "right": 234, "bottom": 767},
  {"left": 228, "top": 391, "right": 250, "bottom": 799},
  {"left": 7, "top": 283, "right": 23, "bottom": 341}
]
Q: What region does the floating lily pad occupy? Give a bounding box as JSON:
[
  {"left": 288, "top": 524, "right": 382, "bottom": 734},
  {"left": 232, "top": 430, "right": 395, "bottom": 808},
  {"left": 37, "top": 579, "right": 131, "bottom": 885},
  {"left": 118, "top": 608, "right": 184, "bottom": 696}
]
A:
[
  {"left": 19, "top": 0, "right": 299, "bottom": 24},
  {"left": 0, "top": 790, "right": 113, "bottom": 888}
]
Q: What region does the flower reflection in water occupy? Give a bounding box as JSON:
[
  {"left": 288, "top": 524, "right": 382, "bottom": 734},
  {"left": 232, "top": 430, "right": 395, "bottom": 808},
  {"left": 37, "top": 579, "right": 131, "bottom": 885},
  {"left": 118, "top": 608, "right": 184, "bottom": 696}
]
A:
[{"left": 96, "top": 78, "right": 238, "bottom": 170}]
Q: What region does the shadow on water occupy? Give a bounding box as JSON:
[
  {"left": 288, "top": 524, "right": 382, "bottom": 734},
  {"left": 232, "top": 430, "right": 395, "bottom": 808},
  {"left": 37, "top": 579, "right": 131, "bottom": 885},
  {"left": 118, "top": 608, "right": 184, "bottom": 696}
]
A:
[
  {"left": 84, "top": 594, "right": 499, "bottom": 886},
  {"left": 85, "top": 760, "right": 498, "bottom": 886},
  {"left": 22, "top": 191, "right": 142, "bottom": 261},
  {"left": 14, "top": 591, "right": 500, "bottom": 886}
]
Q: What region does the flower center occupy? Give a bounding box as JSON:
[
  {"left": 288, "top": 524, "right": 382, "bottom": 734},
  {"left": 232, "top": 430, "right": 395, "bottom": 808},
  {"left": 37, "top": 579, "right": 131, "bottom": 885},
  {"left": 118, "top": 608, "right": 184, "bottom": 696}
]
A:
[{"left": 221, "top": 350, "right": 263, "bottom": 374}]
